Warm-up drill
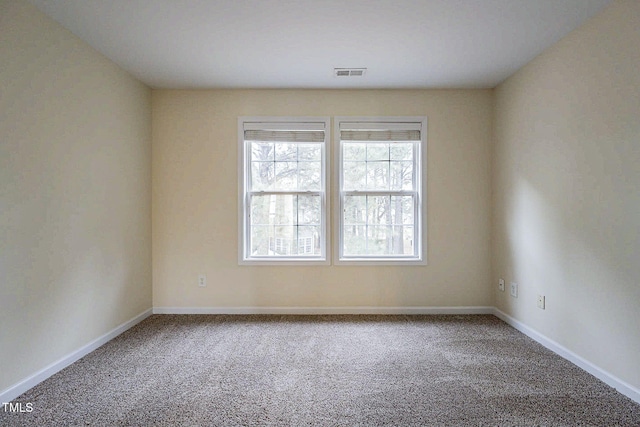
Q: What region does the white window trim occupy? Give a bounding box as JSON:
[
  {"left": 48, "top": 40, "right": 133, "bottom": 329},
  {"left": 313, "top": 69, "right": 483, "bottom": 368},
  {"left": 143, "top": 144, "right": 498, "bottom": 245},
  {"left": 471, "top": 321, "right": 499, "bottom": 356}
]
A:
[
  {"left": 238, "top": 116, "right": 331, "bottom": 265},
  {"left": 333, "top": 116, "right": 427, "bottom": 265}
]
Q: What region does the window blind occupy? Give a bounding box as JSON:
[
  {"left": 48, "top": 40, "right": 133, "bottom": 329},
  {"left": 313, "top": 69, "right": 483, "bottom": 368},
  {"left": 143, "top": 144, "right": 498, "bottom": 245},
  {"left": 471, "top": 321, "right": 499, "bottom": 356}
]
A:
[
  {"left": 244, "top": 122, "right": 325, "bottom": 143},
  {"left": 339, "top": 122, "right": 421, "bottom": 142}
]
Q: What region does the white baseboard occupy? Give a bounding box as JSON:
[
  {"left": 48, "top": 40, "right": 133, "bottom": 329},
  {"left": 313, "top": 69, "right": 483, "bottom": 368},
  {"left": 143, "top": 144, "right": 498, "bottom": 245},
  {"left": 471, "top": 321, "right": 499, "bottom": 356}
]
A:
[
  {"left": 153, "top": 306, "right": 495, "bottom": 315},
  {"left": 492, "top": 308, "right": 640, "bottom": 405},
  {"left": 0, "top": 308, "right": 152, "bottom": 403}
]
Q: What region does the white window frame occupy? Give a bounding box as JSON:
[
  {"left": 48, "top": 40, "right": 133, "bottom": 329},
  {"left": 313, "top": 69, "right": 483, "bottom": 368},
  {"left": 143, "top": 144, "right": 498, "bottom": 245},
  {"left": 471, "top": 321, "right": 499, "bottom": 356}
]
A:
[
  {"left": 334, "top": 116, "right": 427, "bottom": 265},
  {"left": 238, "top": 116, "right": 330, "bottom": 265}
]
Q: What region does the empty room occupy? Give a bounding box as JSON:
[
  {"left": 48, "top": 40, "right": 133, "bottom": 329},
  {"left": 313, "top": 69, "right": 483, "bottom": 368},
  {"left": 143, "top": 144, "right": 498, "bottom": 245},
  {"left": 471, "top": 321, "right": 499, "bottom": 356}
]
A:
[{"left": 1, "top": 0, "right": 639, "bottom": 425}]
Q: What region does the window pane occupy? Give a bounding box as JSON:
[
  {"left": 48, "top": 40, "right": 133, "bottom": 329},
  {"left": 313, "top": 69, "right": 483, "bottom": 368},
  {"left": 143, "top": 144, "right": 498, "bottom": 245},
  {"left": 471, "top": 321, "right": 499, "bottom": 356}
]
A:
[
  {"left": 298, "top": 162, "right": 321, "bottom": 191},
  {"left": 390, "top": 143, "right": 413, "bottom": 160},
  {"left": 275, "top": 162, "right": 297, "bottom": 190},
  {"left": 343, "top": 143, "right": 366, "bottom": 161},
  {"left": 391, "top": 226, "right": 414, "bottom": 255},
  {"left": 250, "top": 195, "right": 271, "bottom": 225},
  {"left": 341, "top": 195, "right": 416, "bottom": 257},
  {"left": 390, "top": 196, "right": 414, "bottom": 225},
  {"left": 367, "top": 143, "right": 389, "bottom": 161},
  {"left": 366, "top": 162, "right": 390, "bottom": 190},
  {"left": 251, "top": 195, "right": 296, "bottom": 226},
  {"left": 253, "top": 143, "right": 324, "bottom": 192},
  {"left": 273, "top": 225, "right": 295, "bottom": 255},
  {"left": 250, "top": 161, "right": 274, "bottom": 190},
  {"left": 251, "top": 194, "right": 322, "bottom": 256},
  {"left": 343, "top": 161, "right": 366, "bottom": 190},
  {"left": 367, "top": 226, "right": 392, "bottom": 255},
  {"left": 297, "top": 195, "right": 321, "bottom": 225},
  {"left": 296, "top": 226, "right": 320, "bottom": 256},
  {"left": 344, "top": 196, "right": 366, "bottom": 224},
  {"left": 298, "top": 144, "right": 321, "bottom": 161},
  {"left": 250, "top": 225, "right": 273, "bottom": 256},
  {"left": 390, "top": 161, "right": 413, "bottom": 191},
  {"left": 251, "top": 223, "right": 322, "bottom": 257},
  {"left": 275, "top": 143, "right": 297, "bottom": 161},
  {"left": 366, "top": 195, "right": 391, "bottom": 226},
  {"left": 251, "top": 142, "right": 274, "bottom": 161},
  {"left": 343, "top": 225, "right": 367, "bottom": 255}
]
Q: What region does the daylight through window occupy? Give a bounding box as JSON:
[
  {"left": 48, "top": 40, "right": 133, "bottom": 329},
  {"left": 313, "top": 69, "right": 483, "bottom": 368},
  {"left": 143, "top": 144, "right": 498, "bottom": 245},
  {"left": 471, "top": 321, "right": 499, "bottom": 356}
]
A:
[
  {"left": 337, "top": 118, "right": 425, "bottom": 262},
  {"left": 239, "top": 118, "right": 329, "bottom": 263}
]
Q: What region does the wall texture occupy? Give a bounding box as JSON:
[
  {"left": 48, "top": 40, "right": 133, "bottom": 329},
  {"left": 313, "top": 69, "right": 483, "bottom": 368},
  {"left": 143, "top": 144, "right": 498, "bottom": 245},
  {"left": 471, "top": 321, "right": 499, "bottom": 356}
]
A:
[
  {"left": 0, "top": 0, "right": 152, "bottom": 392},
  {"left": 493, "top": 0, "right": 640, "bottom": 391},
  {"left": 152, "top": 89, "right": 493, "bottom": 309}
]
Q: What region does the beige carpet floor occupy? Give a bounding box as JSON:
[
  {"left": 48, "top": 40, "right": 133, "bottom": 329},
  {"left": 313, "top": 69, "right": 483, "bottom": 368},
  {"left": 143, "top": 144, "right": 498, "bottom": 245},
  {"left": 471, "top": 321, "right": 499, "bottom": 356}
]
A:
[{"left": 2, "top": 314, "right": 639, "bottom": 426}]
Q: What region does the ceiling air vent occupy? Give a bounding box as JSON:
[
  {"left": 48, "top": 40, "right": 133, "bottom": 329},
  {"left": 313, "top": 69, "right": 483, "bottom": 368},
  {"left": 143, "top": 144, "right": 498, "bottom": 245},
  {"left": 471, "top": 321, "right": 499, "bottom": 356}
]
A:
[{"left": 334, "top": 68, "right": 367, "bottom": 77}]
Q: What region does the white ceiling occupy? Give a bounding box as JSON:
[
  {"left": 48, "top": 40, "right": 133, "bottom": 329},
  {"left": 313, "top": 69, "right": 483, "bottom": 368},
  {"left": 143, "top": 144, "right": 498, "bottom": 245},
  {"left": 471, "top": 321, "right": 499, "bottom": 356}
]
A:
[{"left": 28, "top": 0, "right": 612, "bottom": 89}]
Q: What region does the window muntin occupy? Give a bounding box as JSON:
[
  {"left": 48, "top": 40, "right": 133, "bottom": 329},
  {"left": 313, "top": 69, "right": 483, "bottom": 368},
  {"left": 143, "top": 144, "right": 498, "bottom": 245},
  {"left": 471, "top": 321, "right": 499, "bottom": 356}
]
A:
[
  {"left": 342, "top": 194, "right": 415, "bottom": 256},
  {"left": 249, "top": 194, "right": 321, "bottom": 257},
  {"left": 337, "top": 118, "right": 425, "bottom": 262},
  {"left": 240, "top": 118, "right": 329, "bottom": 263}
]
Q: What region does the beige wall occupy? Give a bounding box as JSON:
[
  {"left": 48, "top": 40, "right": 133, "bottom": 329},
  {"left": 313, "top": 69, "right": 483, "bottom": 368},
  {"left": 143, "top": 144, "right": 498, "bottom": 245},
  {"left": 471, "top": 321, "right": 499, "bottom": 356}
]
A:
[
  {"left": 152, "top": 89, "right": 493, "bottom": 309},
  {"left": 0, "top": 0, "right": 152, "bottom": 392},
  {"left": 492, "top": 0, "right": 640, "bottom": 390}
]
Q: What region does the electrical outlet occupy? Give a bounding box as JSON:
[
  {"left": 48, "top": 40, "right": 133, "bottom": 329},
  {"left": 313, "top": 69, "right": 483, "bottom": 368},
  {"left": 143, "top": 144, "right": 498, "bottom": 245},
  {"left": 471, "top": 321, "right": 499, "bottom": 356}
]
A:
[
  {"left": 537, "top": 295, "right": 545, "bottom": 309},
  {"left": 498, "top": 279, "right": 505, "bottom": 292},
  {"left": 198, "top": 274, "right": 207, "bottom": 287},
  {"left": 510, "top": 282, "right": 518, "bottom": 298}
]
